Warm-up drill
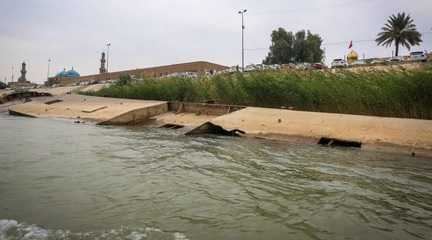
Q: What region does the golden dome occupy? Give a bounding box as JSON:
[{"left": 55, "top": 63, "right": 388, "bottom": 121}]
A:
[{"left": 347, "top": 50, "right": 359, "bottom": 64}]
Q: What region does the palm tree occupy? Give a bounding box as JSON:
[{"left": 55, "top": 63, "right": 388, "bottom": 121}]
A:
[{"left": 376, "top": 12, "right": 422, "bottom": 56}]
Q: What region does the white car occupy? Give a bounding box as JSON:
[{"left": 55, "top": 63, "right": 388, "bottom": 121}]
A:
[
  {"left": 351, "top": 60, "right": 366, "bottom": 66},
  {"left": 244, "top": 65, "right": 257, "bottom": 72},
  {"left": 331, "top": 59, "right": 347, "bottom": 68},
  {"left": 371, "top": 59, "right": 385, "bottom": 65},
  {"left": 270, "top": 64, "right": 281, "bottom": 70},
  {"left": 387, "top": 56, "right": 404, "bottom": 63},
  {"left": 409, "top": 51, "right": 428, "bottom": 62}
]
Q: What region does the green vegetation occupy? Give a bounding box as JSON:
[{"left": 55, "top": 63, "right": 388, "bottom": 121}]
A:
[
  {"left": 376, "top": 12, "right": 422, "bottom": 56},
  {"left": 263, "top": 28, "right": 324, "bottom": 64},
  {"left": 0, "top": 81, "right": 6, "bottom": 89},
  {"left": 82, "top": 66, "right": 432, "bottom": 120}
]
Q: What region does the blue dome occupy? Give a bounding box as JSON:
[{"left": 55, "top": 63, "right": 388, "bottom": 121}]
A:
[
  {"left": 56, "top": 68, "right": 80, "bottom": 78},
  {"left": 55, "top": 69, "right": 67, "bottom": 77},
  {"left": 66, "top": 69, "right": 80, "bottom": 77}
]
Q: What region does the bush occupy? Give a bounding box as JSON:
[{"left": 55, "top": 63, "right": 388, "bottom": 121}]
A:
[
  {"left": 116, "top": 74, "right": 132, "bottom": 86},
  {"left": 0, "top": 81, "right": 7, "bottom": 89}
]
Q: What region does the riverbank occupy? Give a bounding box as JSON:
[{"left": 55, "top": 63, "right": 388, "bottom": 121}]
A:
[
  {"left": 82, "top": 65, "right": 432, "bottom": 120},
  {"left": 6, "top": 88, "right": 432, "bottom": 157}
]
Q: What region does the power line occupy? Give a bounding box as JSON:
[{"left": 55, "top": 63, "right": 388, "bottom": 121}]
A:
[
  {"left": 245, "top": 31, "right": 432, "bottom": 52},
  {"left": 323, "top": 39, "right": 375, "bottom": 46},
  {"left": 244, "top": 39, "right": 375, "bottom": 52}
]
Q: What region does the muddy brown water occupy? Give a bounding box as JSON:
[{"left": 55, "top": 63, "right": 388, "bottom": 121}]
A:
[{"left": 1, "top": 114, "right": 431, "bottom": 240}]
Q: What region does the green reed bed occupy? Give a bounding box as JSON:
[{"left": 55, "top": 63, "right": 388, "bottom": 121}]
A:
[{"left": 81, "top": 66, "right": 432, "bottom": 119}]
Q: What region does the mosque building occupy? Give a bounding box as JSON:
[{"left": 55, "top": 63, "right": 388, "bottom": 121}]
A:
[
  {"left": 45, "top": 58, "right": 227, "bottom": 86},
  {"left": 55, "top": 68, "right": 81, "bottom": 78}
]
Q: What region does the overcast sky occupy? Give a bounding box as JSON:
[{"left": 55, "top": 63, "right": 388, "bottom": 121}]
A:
[{"left": 1, "top": 0, "right": 431, "bottom": 84}]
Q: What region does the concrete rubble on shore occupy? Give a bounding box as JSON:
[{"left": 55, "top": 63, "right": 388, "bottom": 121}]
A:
[{"left": 4, "top": 88, "right": 432, "bottom": 156}]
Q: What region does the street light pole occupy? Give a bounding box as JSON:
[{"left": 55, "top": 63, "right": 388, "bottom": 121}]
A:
[
  {"left": 106, "top": 42, "right": 111, "bottom": 72},
  {"left": 238, "top": 9, "right": 247, "bottom": 72},
  {"left": 47, "top": 59, "right": 51, "bottom": 81}
]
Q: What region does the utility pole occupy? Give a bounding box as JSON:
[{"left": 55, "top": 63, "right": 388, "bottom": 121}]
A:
[{"left": 238, "top": 9, "right": 247, "bottom": 72}]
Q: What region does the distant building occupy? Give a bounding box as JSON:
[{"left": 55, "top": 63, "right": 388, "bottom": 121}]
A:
[
  {"left": 46, "top": 68, "right": 81, "bottom": 86},
  {"left": 55, "top": 68, "right": 81, "bottom": 78},
  {"left": 46, "top": 61, "right": 228, "bottom": 86}
]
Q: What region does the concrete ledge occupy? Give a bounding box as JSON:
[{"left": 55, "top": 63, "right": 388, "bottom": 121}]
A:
[
  {"left": 8, "top": 109, "right": 38, "bottom": 118},
  {"left": 168, "top": 101, "right": 244, "bottom": 115},
  {"left": 0, "top": 91, "right": 52, "bottom": 104},
  {"left": 8, "top": 95, "right": 168, "bottom": 124},
  {"left": 186, "top": 107, "right": 432, "bottom": 152},
  {"left": 98, "top": 103, "right": 168, "bottom": 125}
]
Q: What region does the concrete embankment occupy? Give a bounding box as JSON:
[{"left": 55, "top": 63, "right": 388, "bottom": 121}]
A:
[
  {"left": 4, "top": 88, "right": 432, "bottom": 155},
  {"left": 8, "top": 94, "right": 167, "bottom": 125},
  {"left": 187, "top": 107, "right": 432, "bottom": 155}
]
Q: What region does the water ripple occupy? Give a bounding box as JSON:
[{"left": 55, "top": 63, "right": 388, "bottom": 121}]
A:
[{"left": 1, "top": 117, "right": 432, "bottom": 239}]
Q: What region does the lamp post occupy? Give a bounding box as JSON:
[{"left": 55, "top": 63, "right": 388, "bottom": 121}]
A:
[
  {"left": 11, "top": 65, "right": 14, "bottom": 82},
  {"left": 238, "top": 9, "right": 247, "bottom": 72},
  {"left": 106, "top": 42, "right": 111, "bottom": 72},
  {"left": 47, "top": 59, "right": 51, "bottom": 81}
]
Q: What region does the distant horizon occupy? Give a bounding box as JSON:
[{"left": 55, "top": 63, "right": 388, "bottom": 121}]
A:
[{"left": 1, "top": 0, "right": 431, "bottom": 84}]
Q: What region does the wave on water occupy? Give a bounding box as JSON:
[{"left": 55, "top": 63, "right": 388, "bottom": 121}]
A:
[{"left": 0, "top": 219, "right": 188, "bottom": 240}]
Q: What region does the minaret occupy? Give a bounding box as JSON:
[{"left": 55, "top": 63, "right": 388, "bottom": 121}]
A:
[
  {"left": 99, "top": 52, "right": 107, "bottom": 74},
  {"left": 18, "top": 62, "right": 28, "bottom": 83}
]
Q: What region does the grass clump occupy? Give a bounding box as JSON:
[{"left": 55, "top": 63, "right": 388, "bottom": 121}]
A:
[{"left": 81, "top": 66, "right": 432, "bottom": 119}]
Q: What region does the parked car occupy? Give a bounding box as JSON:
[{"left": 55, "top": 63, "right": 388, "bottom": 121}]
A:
[
  {"left": 331, "top": 59, "right": 347, "bottom": 68},
  {"left": 222, "top": 66, "right": 238, "bottom": 73},
  {"left": 311, "top": 63, "right": 327, "bottom": 69},
  {"left": 294, "top": 63, "right": 312, "bottom": 70},
  {"left": 272, "top": 64, "right": 282, "bottom": 70},
  {"left": 387, "top": 56, "right": 404, "bottom": 63},
  {"left": 351, "top": 60, "right": 366, "bottom": 66},
  {"left": 409, "top": 51, "right": 428, "bottom": 62},
  {"left": 370, "top": 59, "right": 385, "bottom": 65},
  {"left": 244, "top": 65, "right": 257, "bottom": 72}
]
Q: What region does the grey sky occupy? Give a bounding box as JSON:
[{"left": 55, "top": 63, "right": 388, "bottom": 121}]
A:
[{"left": 1, "top": 0, "right": 431, "bottom": 84}]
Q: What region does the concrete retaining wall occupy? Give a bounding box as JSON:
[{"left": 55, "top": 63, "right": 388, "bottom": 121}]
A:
[
  {"left": 99, "top": 103, "right": 169, "bottom": 125},
  {"left": 168, "top": 102, "right": 244, "bottom": 116}
]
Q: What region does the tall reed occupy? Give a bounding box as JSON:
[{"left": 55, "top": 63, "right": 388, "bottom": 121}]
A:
[{"left": 82, "top": 66, "right": 432, "bottom": 119}]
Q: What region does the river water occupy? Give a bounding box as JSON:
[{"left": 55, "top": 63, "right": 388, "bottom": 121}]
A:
[{"left": 1, "top": 114, "right": 432, "bottom": 240}]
